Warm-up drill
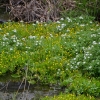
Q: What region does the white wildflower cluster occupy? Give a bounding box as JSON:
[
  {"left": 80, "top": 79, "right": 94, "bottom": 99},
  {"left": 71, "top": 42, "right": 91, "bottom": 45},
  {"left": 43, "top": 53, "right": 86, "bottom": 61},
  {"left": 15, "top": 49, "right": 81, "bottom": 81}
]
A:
[
  {"left": 12, "top": 29, "right": 17, "bottom": 33},
  {"left": 57, "top": 69, "right": 61, "bottom": 75},
  {"left": 80, "top": 24, "right": 85, "bottom": 27},
  {"left": 60, "top": 18, "right": 64, "bottom": 21},
  {"left": 79, "top": 16, "right": 83, "bottom": 19},
  {"left": 26, "top": 46, "right": 30, "bottom": 49},
  {"left": 32, "top": 23, "right": 36, "bottom": 26},
  {"left": 3, "top": 36, "right": 8, "bottom": 41},
  {"left": 56, "top": 21, "right": 60, "bottom": 24},
  {"left": 35, "top": 40, "right": 42, "bottom": 46},
  {"left": 28, "top": 35, "right": 37, "bottom": 39},
  {"left": 61, "top": 33, "right": 67, "bottom": 38},
  {"left": 11, "top": 35, "right": 22, "bottom": 46},
  {"left": 56, "top": 23, "right": 66, "bottom": 31},
  {"left": 1, "top": 41, "right": 9, "bottom": 46},
  {"left": 66, "top": 17, "right": 72, "bottom": 22},
  {"left": 11, "top": 35, "right": 18, "bottom": 42},
  {"left": 40, "top": 36, "right": 44, "bottom": 39},
  {"left": 1, "top": 33, "right": 9, "bottom": 46},
  {"left": 91, "top": 34, "right": 97, "bottom": 37},
  {"left": 92, "top": 41, "right": 97, "bottom": 45}
]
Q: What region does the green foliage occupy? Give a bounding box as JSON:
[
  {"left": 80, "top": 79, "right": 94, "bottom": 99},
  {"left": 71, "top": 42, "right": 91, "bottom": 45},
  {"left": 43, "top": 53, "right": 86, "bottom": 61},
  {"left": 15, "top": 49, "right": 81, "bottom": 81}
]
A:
[
  {"left": 41, "top": 93, "right": 95, "bottom": 100},
  {"left": 0, "top": 16, "right": 100, "bottom": 99},
  {"left": 75, "top": 0, "right": 100, "bottom": 16},
  {"left": 64, "top": 76, "right": 100, "bottom": 97}
]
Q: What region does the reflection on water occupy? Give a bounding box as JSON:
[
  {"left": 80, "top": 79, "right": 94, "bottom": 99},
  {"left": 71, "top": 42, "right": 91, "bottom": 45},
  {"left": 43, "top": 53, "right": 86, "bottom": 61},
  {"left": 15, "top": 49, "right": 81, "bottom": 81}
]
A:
[{"left": 0, "top": 81, "right": 64, "bottom": 100}]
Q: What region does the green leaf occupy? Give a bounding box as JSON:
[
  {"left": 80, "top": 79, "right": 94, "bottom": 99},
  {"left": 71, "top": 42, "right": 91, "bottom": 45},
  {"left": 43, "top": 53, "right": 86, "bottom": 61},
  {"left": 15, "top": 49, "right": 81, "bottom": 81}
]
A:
[{"left": 11, "top": 74, "right": 21, "bottom": 78}]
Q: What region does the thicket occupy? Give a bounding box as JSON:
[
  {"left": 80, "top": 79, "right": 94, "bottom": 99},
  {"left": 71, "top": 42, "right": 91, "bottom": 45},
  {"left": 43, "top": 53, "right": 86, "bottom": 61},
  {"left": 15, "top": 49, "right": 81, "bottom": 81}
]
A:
[{"left": 0, "top": 0, "right": 100, "bottom": 22}]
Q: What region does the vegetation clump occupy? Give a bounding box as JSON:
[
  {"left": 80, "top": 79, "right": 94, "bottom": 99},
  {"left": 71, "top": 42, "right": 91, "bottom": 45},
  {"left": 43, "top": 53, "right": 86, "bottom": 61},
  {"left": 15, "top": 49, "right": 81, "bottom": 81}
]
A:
[{"left": 0, "top": 15, "right": 100, "bottom": 99}]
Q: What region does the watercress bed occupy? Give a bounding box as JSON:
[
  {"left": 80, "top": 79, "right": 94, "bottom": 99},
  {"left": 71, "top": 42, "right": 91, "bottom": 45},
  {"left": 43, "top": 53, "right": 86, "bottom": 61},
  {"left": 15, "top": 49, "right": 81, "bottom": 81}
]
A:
[{"left": 0, "top": 15, "right": 100, "bottom": 99}]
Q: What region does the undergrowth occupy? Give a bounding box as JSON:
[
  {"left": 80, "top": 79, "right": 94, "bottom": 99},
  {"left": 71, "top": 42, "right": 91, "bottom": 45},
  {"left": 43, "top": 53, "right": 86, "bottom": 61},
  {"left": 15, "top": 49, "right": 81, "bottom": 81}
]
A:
[{"left": 0, "top": 15, "right": 100, "bottom": 99}]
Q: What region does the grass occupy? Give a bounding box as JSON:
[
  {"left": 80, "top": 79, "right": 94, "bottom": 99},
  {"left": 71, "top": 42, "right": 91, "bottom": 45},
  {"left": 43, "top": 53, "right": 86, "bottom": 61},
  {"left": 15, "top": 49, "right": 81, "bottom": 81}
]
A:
[{"left": 0, "top": 15, "right": 100, "bottom": 99}]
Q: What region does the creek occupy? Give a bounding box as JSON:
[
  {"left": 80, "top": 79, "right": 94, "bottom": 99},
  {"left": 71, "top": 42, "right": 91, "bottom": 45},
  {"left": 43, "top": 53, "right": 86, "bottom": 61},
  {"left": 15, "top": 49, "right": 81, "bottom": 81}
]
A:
[{"left": 0, "top": 76, "right": 64, "bottom": 100}]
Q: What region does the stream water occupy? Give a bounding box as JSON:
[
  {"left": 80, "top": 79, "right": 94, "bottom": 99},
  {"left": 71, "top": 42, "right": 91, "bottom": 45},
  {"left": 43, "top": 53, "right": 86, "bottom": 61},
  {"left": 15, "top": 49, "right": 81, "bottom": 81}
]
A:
[{"left": 0, "top": 77, "right": 64, "bottom": 100}]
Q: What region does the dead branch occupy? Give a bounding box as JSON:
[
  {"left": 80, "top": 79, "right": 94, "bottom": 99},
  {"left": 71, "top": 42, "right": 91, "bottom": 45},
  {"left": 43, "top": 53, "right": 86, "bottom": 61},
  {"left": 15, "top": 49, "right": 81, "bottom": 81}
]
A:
[{"left": 7, "top": 0, "right": 76, "bottom": 22}]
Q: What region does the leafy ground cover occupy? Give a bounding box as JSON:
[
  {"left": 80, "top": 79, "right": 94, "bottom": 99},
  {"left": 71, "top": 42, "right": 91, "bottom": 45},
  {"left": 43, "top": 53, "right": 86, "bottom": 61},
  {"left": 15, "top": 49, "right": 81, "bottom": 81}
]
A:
[
  {"left": 0, "top": 15, "right": 100, "bottom": 99},
  {"left": 41, "top": 93, "right": 95, "bottom": 100}
]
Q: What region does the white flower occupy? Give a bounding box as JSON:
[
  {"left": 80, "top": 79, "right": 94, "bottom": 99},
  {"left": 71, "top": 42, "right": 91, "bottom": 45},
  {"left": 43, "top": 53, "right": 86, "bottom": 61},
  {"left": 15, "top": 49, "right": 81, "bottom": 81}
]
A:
[
  {"left": 83, "top": 62, "right": 86, "bottom": 64},
  {"left": 80, "top": 24, "right": 85, "bottom": 27},
  {"left": 13, "top": 39, "right": 16, "bottom": 42},
  {"left": 25, "top": 51, "right": 28, "bottom": 53},
  {"left": 71, "top": 66, "right": 74, "bottom": 69},
  {"left": 92, "top": 41, "right": 97, "bottom": 45},
  {"left": 36, "top": 21, "right": 39, "bottom": 24},
  {"left": 90, "top": 29, "right": 94, "bottom": 31},
  {"left": 3, "top": 37, "right": 8, "bottom": 41},
  {"left": 10, "top": 48, "right": 13, "bottom": 51},
  {"left": 0, "top": 28, "right": 2, "bottom": 30},
  {"left": 35, "top": 41, "right": 41, "bottom": 45},
  {"left": 16, "top": 42, "right": 22, "bottom": 46},
  {"left": 58, "top": 69, "right": 61, "bottom": 71},
  {"left": 79, "top": 16, "right": 83, "bottom": 19},
  {"left": 50, "top": 34, "right": 53, "bottom": 37},
  {"left": 82, "top": 47, "right": 85, "bottom": 49},
  {"left": 57, "top": 25, "right": 60, "bottom": 28},
  {"left": 57, "top": 71, "right": 60, "bottom": 75},
  {"left": 64, "top": 42, "right": 67, "bottom": 44},
  {"left": 20, "top": 20, "right": 24, "bottom": 23},
  {"left": 91, "top": 34, "right": 96, "bottom": 37},
  {"left": 73, "top": 58, "right": 76, "bottom": 60},
  {"left": 26, "top": 46, "right": 30, "bottom": 49},
  {"left": 98, "top": 33, "right": 100, "bottom": 35},
  {"left": 66, "top": 17, "right": 72, "bottom": 22},
  {"left": 77, "top": 62, "right": 80, "bottom": 65},
  {"left": 11, "top": 35, "right": 16, "bottom": 38},
  {"left": 66, "top": 29, "right": 70, "bottom": 32},
  {"left": 66, "top": 68, "right": 68, "bottom": 70},
  {"left": 22, "top": 38, "right": 25, "bottom": 41},
  {"left": 73, "top": 44, "right": 76, "bottom": 46},
  {"left": 56, "top": 21, "right": 60, "bottom": 23},
  {"left": 29, "top": 35, "right": 36, "bottom": 39},
  {"left": 97, "top": 62, "right": 99, "bottom": 64},
  {"left": 75, "top": 66, "right": 78, "bottom": 68},
  {"left": 61, "top": 24, "right": 66, "bottom": 28},
  {"left": 2, "top": 42, "right": 6, "bottom": 46},
  {"left": 40, "top": 36, "right": 44, "bottom": 39},
  {"left": 61, "top": 34, "right": 66, "bottom": 37},
  {"left": 12, "top": 29, "right": 17, "bottom": 33},
  {"left": 32, "top": 23, "right": 36, "bottom": 26},
  {"left": 6, "top": 33, "right": 9, "bottom": 35},
  {"left": 89, "top": 66, "right": 92, "bottom": 69},
  {"left": 44, "top": 24, "right": 47, "bottom": 26},
  {"left": 60, "top": 18, "right": 64, "bottom": 20}
]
